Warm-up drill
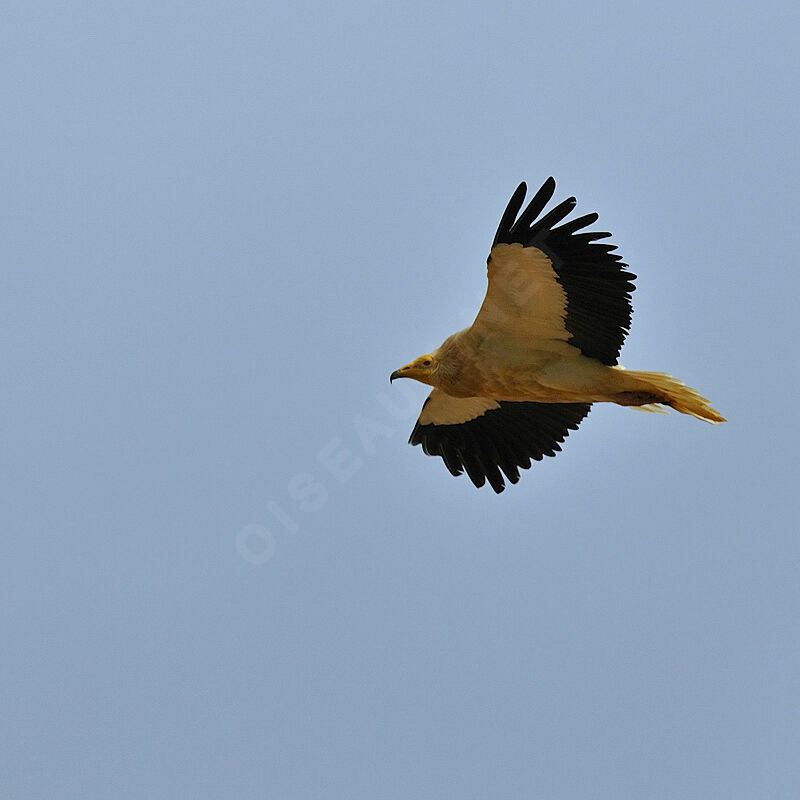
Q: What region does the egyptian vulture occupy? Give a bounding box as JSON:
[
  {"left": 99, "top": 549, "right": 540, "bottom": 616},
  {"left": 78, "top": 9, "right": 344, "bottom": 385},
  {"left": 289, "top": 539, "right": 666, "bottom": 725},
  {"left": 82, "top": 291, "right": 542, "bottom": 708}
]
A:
[{"left": 390, "top": 178, "right": 725, "bottom": 493}]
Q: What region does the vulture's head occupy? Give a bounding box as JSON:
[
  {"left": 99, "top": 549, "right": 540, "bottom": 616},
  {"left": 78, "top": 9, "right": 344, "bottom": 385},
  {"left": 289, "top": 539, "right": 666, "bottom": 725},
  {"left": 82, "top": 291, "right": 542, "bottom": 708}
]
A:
[{"left": 390, "top": 354, "right": 437, "bottom": 386}]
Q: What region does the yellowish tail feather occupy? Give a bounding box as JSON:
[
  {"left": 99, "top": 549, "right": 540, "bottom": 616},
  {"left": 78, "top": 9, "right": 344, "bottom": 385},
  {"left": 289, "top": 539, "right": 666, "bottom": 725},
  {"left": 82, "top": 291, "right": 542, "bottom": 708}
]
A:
[
  {"left": 620, "top": 369, "right": 726, "bottom": 424},
  {"left": 630, "top": 403, "right": 671, "bottom": 415}
]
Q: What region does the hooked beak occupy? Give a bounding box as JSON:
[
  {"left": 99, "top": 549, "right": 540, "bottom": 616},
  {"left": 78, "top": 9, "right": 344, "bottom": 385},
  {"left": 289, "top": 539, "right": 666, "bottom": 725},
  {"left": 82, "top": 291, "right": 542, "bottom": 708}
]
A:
[{"left": 389, "top": 369, "right": 406, "bottom": 383}]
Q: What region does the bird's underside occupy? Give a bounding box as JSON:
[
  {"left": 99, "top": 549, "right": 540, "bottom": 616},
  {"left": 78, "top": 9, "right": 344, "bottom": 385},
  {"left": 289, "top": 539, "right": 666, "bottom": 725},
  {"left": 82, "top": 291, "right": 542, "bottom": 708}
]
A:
[{"left": 391, "top": 178, "right": 725, "bottom": 493}]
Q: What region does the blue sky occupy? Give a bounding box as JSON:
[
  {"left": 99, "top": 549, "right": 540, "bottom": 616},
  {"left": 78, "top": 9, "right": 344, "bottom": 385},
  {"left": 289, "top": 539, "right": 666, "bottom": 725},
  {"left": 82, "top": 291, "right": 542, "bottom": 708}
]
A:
[{"left": 2, "top": 2, "right": 799, "bottom": 797}]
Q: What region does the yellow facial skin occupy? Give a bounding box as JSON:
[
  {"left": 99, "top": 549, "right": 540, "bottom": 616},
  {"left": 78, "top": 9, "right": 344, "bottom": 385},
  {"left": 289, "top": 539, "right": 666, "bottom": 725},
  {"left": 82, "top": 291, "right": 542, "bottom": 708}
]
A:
[{"left": 390, "top": 354, "right": 437, "bottom": 386}]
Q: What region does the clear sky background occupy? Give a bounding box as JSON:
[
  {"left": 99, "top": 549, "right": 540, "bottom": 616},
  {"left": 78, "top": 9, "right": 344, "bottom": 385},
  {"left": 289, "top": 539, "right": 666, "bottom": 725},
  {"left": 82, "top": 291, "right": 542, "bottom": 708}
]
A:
[{"left": 2, "top": 2, "right": 799, "bottom": 798}]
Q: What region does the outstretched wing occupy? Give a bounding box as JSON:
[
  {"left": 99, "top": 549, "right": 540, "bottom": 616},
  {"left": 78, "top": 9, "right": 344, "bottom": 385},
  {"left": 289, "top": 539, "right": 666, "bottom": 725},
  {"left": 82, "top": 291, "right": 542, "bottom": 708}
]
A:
[
  {"left": 409, "top": 389, "right": 591, "bottom": 493},
  {"left": 471, "top": 178, "right": 636, "bottom": 366}
]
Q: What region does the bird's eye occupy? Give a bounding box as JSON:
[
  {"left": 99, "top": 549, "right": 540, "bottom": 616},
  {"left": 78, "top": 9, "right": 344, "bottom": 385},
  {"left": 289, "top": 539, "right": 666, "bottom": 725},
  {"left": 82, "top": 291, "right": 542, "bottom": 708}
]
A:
[{"left": 422, "top": 359, "right": 431, "bottom": 367}]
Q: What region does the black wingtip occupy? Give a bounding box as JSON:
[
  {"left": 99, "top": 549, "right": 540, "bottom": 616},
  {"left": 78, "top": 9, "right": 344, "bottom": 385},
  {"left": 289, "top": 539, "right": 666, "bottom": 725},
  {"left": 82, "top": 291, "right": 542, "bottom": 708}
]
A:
[
  {"left": 492, "top": 182, "right": 528, "bottom": 247},
  {"left": 509, "top": 181, "right": 528, "bottom": 208}
]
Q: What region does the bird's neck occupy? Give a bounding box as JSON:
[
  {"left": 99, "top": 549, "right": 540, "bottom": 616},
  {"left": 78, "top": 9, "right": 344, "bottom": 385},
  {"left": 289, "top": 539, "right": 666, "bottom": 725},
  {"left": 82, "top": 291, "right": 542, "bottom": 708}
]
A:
[{"left": 432, "top": 330, "right": 483, "bottom": 397}]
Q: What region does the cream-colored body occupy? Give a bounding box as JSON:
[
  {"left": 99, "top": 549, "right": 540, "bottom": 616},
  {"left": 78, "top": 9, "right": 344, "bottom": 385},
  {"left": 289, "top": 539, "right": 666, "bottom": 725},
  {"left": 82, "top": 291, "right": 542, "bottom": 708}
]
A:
[{"left": 423, "top": 328, "right": 724, "bottom": 422}]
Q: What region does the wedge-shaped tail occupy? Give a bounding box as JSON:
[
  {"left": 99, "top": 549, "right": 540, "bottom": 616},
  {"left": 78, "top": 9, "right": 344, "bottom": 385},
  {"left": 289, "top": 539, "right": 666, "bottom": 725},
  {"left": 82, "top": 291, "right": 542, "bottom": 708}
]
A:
[{"left": 617, "top": 369, "right": 726, "bottom": 423}]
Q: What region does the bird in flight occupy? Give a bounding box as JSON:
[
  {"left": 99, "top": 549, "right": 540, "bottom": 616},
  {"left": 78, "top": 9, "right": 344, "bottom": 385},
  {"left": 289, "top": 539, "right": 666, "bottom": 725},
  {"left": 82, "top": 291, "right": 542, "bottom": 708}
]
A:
[{"left": 390, "top": 178, "right": 725, "bottom": 493}]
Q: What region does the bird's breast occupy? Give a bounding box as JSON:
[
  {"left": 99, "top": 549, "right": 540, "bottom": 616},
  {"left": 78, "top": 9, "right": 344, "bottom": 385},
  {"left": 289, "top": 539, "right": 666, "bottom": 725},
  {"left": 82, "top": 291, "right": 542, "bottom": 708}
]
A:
[{"left": 435, "top": 349, "right": 565, "bottom": 399}]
